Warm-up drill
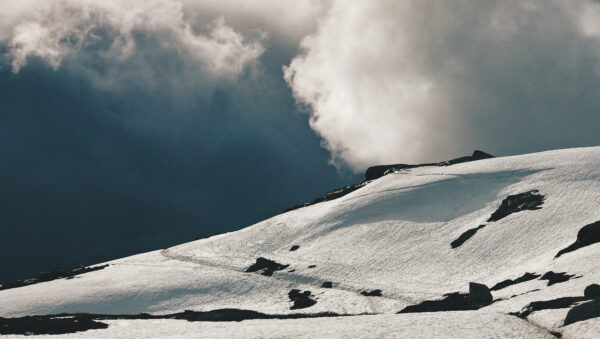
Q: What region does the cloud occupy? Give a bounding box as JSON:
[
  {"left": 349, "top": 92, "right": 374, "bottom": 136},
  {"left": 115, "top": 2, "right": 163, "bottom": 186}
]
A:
[
  {"left": 1, "top": 0, "right": 264, "bottom": 77},
  {"left": 285, "top": 0, "right": 600, "bottom": 170}
]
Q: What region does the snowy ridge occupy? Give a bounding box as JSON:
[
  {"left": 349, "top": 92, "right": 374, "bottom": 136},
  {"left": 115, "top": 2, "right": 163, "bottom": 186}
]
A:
[{"left": 2, "top": 146, "right": 600, "bottom": 338}]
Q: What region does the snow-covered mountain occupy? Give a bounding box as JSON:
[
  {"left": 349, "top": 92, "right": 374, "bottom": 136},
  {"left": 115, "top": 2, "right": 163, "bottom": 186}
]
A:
[{"left": 2, "top": 146, "right": 600, "bottom": 338}]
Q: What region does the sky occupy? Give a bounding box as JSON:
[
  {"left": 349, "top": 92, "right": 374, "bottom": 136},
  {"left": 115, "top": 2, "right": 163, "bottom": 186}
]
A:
[{"left": 2, "top": 0, "right": 600, "bottom": 282}]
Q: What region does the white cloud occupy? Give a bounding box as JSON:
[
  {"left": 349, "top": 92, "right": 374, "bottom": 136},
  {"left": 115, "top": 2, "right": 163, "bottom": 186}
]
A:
[
  {"left": 1, "top": 0, "right": 264, "bottom": 76},
  {"left": 286, "top": 0, "right": 600, "bottom": 170}
]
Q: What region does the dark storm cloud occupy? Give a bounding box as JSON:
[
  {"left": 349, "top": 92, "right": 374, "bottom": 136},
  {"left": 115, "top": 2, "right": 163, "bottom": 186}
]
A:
[{"left": 0, "top": 1, "right": 357, "bottom": 282}]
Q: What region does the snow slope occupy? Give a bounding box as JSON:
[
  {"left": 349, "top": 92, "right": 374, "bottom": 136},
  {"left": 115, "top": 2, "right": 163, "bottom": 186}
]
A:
[{"left": 2, "top": 146, "right": 600, "bottom": 338}]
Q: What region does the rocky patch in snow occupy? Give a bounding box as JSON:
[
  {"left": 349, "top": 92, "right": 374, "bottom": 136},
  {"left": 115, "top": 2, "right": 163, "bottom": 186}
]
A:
[
  {"left": 564, "top": 299, "right": 600, "bottom": 326},
  {"left": 511, "top": 296, "right": 591, "bottom": 319},
  {"left": 289, "top": 245, "right": 300, "bottom": 251},
  {"left": 398, "top": 283, "right": 493, "bottom": 313},
  {"left": 284, "top": 182, "right": 367, "bottom": 212},
  {"left": 286, "top": 150, "right": 493, "bottom": 212},
  {"left": 360, "top": 289, "right": 383, "bottom": 297},
  {"left": 0, "top": 315, "right": 108, "bottom": 335},
  {"left": 288, "top": 289, "right": 317, "bottom": 310},
  {"left": 245, "top": 258, "right": 289, "bottom": 276},
  {"left": 585, "top": 284, "right": 600, "bottom": 298},
  {"left": 0, "top": 264, "right": 109, "bottom": 291},
  {"left": 321, "top": 281, "right": 333, "bottom": 288},
  {"left": 451, "top": 190, "right": 546, "bottom": 248},
  {"left": 555, "top": 220, "right": 600, "bottom": 258},
  {"left": 365, "top": 150, "right": 494, "bottom": 181},
  {"left": 487, "top": 190, "right": 545, "bottom": 222},
  {"left": 1, "top": 309, "right": 354, "bottom": 335},
  {"left": 490, "top": 273, "right": 541, "bottom": 291},
  {"left": 540, "top": 271, "right": 576, "bottom": 286},
  {"left": 451, "top": 225, "right": 486, "bottom": 248}
]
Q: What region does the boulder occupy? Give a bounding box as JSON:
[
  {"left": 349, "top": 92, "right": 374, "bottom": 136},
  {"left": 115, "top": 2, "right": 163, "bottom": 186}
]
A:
[
  {"left": 469, "top": 282, "right": 493, "bottom": 306},
  {"left": 564, "top": 300, "right": 600, "bottom": 326},
  {"left": 584, "top": 284, "right": 600, "bottom": 298}
]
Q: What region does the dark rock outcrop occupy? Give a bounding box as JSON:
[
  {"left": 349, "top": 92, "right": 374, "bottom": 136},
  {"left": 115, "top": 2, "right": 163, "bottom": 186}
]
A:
[
  {"left": 289, "top": 245, "right": 300, "bottom": 251},
  {"left": 451, "top": 225, "right": 486, "bottom": 248},
  {"left": 321, "top": 281, "right": 333, "bottom": 288},
  {"left": 0, "top": 264, "right": 109, "bottom": 291},
  {"left": 245, "top": 258, "right": 289, "bottom": 276},
  {"left": 0, "top": 315, "right": 108, "bottom": 335},
  {"left": 288, "top": 289, "right": 317, "bottom": 310},
  {"left": 398, "top": 293, "right": 477, "bottom": 313},
  {"left": 584, "top": 284, "right": 600, "bottom": 298},
  {"left": 490, "top": 272, "right": 541, "bottom": 291},
  {"left": 284, "top": 182, "right": 366, "bottom": 212},
  {"left": 1, "top": 309, "right": 354, "bottom": 335},
  {"left": 487, "top": 190, "right": 545, "bottom": 222},
  {"left": 540, "top": 271, "right": 575, "bottom": 286},
  {"left": 360, "top": 289, "right": 382, "bottom": 297},
  {"left": 564, "top": 300, "right": 600, "bottom": 326},
  {"left": 511, "top": 296, "right": 589, "bottom": 319},
  {"left": 399, "top": 282, "right": 494, "bottom": 313},
  {"left": 555, "top": 220, "right": 600, "bottom": 258},
  {"left": 286, "top": 150, "right": 493, "bottom": 212},
  {"left": 365, "top": 150, "right": 494, "bottom": 182},
  {"left": 469, "top": 282, "right": 493, "bottom": 306}
]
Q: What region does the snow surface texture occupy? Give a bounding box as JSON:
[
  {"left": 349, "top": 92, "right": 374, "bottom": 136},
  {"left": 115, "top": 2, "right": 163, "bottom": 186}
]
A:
[{"left": 2, "top": 146, "right": 600, "bottom": 338}]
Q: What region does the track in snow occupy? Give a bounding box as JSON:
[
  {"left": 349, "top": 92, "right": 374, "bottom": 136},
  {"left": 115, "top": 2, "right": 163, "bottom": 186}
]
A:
[{"left": 160, "top": 249, "right": 385, "bottom": 313}]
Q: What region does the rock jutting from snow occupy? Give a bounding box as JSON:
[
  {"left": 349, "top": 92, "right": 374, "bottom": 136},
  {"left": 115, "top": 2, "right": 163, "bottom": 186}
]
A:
[
  {"left": 555, "top": 220, "right": 600, "bottom": 258},
  {"left": 451, "top": 225, "right": 486, "bottom": 248},
  {"left": 469, "top": 282, "right": 493, "bottom": 306},
  {"left": 286, "top": 150, "right": 493, "bottom": 212},
  {"left": 0, "top": 264, "right": 109, "bottom": 291},
  {"left": 564, "top": 299, "right": 600, "bottom": 326},
  {"left": 511, "top": 296, "right": 590, "bottom": 319},
  {"left": 487, "top": 190, "right": 545, "bottom": 222},
  {"left": 245, "top": 257, "right": 289, "bottom": 276},
  {"left": 490, "top": 273, "right": 541, "bottom": 291},
  {"left": 321, "top": 281, "right": 333, "bottom": 288},
  {"left": 289, "top": 245, "right": 300, "bottom": 251},
  {"left": 540, "top": 271, "right": 575, "bottom": 286},
  {"left": 584, "top": 284, "right": 600, "bottom": 298},
  {"left": 360, "top": 289, "right": 382, "bottom": 297},
  {"left": 288, "top": 289, "right": 317, "bottom": 310}
]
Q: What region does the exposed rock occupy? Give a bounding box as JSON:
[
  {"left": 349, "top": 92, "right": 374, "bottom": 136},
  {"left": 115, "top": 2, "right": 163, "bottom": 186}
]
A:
[
  {"left": 469, "top": 282, "right": 493, "bottom": 306},
  {"left": 365, "top": 150, "right": 494, "bottom": 182},
  {"left": 289, "top": 245, "right": 300, "bottom": 251},
  {"left": 584, "top": 284, "right": 600, "bottom": 298},
  {"left": 308, "top": 265, "right": 316, "bottom": 268},
  {"left": 284, "top": 182, "right": 366, "bottom": 212},
  {"left": 321, "top": 281, "right": 333, "bottom": 288},
  {"left": 0, "top": 315, "right": 107, "bottom": 335},
  {"left": 245, "top": 258, "right": 289, "bottom": 276},
  {"left": 451, "top": 225, "right": 486, "bottom": 248},
  {"left": 0, "top": 264, "right": 109, "bottom": 291},
  {"left": 288, "top": 289, "right": 317, "bottom": 310},
  {"left": 490, "top": 272, "right": 541, "bottom": 291},
  {"left": 286, "top": 151, "right": 493, "bottom": 212},
  {"left": 487, "top": 190, "right": 545, "bottom": 222},
  {"left": 540, "top": 271, "right": 575, "bottom": 286},
  {"left": 511, "top": 296, "right": 589, "bottom": 319},
  {"left": 564, "top": 300, "right": 600, "bottom": 326},
  {"left": 555, "top": 220, "right": 600, "bottom": 258},
  {"left": 398, "top": 292, "right": 477, "bottom": 313},
  {"left": 360, "top": 289, "right": 382, "bottom": 297},
  {"left": 1, "top": 309, "right": 353, "bottom": 335}
]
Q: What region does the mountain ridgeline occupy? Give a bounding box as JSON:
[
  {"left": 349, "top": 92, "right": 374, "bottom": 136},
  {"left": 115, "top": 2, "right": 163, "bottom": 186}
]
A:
[{"left": 285, "top": 150, "right": 494, "bottom": 212}]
